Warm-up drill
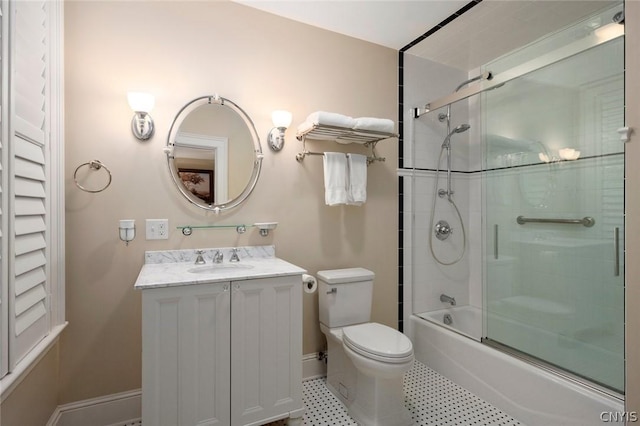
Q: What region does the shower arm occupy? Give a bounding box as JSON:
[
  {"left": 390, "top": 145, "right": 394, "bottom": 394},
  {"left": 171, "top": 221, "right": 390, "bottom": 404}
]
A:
[{"left": 455, "top": 72, "right": 492, "bottom": 93}]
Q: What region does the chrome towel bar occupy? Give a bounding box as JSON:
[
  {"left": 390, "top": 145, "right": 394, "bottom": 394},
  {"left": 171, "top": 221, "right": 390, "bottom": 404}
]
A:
[{"left": 516, "top": 215, "right": 595, "bottom": 227}]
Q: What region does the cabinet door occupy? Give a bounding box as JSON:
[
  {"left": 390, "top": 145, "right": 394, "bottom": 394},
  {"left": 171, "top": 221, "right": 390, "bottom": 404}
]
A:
[
  {"left": 142, "top": 282, "right": 231, "bottom": 426},
  {"left": 231, "top": 275, "right": 303, "bottom": 425}
]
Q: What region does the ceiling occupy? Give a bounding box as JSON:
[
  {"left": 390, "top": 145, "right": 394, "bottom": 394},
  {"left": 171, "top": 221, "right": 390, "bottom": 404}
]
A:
[
  {"left": 233, "top": 0, "right": 468, "bottom": 51},
  {"left": 234, "top": 0, "right": 617, "bottom": 71}
]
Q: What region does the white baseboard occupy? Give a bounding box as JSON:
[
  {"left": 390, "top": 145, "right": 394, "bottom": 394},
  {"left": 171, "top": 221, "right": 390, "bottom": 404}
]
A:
[
  {"left": 47, "top": 389, "right": 141, "bottom": 426},
  {"left": 303, "top": 352, "right": 326, "bottom": 380},
  {"left": 47, "top": 354, "right": 326, "bottom": 426}
]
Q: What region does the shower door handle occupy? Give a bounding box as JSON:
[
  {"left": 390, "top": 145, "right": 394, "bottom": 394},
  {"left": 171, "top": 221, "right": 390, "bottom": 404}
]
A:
[
  {"left": 494, "top": 224, "right": 499, "bottom": 260},
  {"left": 614, "top": 227, "right": 620, "bottom": 277}
]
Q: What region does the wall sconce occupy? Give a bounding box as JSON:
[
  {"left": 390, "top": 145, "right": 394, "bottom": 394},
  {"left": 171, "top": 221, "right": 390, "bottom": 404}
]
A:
[
  {"left": 267, "top": 110, "right": 292, "bottom": 152},
  {"left": 127, "top": 92, "right": 155, "bottom": 140},
  {"left": 119, "top": 219, "right": 136, "bottom": 246}
]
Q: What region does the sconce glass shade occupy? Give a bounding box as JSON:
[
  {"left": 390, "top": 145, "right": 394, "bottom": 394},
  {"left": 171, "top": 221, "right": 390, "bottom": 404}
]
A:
[
  {"left": 271, "top": 110, "right": 292, "bottom": 128},
  {"left": 268, "top": 110, "right": 292, "bottom": 152},
  {"left": 128, "top": 92, "right": 155, "bottom": 140},
  {"left": 127, "top": 92, "right": 155, "bottom": 113}
]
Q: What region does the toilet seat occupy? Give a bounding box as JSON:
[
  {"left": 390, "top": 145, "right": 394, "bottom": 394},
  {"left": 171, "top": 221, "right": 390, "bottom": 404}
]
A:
[{"left": 342, "top": 323, "right": 413, "bottom": 363}]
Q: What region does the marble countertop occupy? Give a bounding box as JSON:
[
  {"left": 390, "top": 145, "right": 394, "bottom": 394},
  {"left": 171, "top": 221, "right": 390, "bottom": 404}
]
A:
[{"left": 134, "top": 245, "right": 306, "bottom": 290}]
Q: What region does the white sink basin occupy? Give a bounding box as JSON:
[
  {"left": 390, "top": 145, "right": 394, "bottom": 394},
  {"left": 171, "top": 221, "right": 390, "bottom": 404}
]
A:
[{"left": 188, "top": 263, "right": 255, "bottom": 274}]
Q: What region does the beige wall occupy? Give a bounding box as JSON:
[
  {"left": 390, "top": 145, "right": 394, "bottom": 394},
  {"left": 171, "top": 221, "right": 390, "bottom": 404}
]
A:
[
  {"left": 60, "top": 0, "right": 397, "bottom": 404},
  {"left": 0, "top": 344, "right": 60, "bottom": 425}
]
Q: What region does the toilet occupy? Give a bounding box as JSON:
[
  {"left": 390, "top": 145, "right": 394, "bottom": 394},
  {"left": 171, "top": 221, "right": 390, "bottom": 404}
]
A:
[{"left": 318, "top": 268, "right": 414, "bottom": 426}]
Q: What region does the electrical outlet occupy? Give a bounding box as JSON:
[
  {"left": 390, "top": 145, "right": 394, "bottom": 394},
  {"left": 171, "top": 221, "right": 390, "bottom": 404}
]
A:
[{"left": 146, "top": 219, "right": 169, "bottom": 240}]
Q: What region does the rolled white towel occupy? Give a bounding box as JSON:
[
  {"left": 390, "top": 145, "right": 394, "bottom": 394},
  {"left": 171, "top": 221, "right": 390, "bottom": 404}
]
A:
[
  {"left": 297, "top": 120, "right": 336, "bottom": 140},
  {"left": 307, "top": 111, "right": 356, "bottom": 128},
  {"left": 353, "top": 117, "right": 395, "bottom": 133},
  {"left": 297, "top": 120, "right": 315, "bottom": 134}
]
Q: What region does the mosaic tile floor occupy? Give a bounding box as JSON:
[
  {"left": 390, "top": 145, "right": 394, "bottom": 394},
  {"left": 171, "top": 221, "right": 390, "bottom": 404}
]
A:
[
  {"left": 301, "top": 360, "right": 523, "bottom": 426},
  {"left": 125, "top": 360, "right": 523, "bottom": 425}
]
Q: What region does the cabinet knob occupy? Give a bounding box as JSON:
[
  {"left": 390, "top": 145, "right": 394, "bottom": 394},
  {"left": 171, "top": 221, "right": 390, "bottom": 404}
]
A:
[{"left": 223, "top": 284, "right": 229, "bottom": 292}]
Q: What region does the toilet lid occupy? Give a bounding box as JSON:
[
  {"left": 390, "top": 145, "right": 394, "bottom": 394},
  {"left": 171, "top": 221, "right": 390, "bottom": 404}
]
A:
[{"left": 342, "top": 323, "right": 413, "bottom": 359}]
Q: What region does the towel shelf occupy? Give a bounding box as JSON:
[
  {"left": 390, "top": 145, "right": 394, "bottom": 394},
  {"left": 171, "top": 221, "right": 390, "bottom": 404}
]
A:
[{"left": 295, "top": 123, "right": 397, "bottom": 165}]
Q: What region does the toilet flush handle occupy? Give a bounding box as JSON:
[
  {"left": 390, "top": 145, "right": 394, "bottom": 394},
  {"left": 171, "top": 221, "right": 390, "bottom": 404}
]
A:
[{"left": 326, "top": 287, "right": 337, "bottom": 295}]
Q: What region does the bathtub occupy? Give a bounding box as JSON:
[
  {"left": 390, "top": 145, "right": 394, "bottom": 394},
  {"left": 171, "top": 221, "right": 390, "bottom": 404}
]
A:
[
  {"left": 408, "top": 308, "right": 624, "bottom": 426},
  {"left": 416, "top": 305, "right": 482, "bottom": 339}
]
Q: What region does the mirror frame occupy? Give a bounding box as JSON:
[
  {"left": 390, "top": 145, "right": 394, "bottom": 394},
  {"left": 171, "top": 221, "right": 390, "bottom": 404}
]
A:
[{"left": 166, "top": 95, "right": 263, "bottom": 213}]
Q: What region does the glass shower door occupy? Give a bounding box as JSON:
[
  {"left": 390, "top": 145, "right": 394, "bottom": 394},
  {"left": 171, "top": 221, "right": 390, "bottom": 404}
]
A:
[{"left": 482, "top": 12, "right": 624, "bottom": 393}]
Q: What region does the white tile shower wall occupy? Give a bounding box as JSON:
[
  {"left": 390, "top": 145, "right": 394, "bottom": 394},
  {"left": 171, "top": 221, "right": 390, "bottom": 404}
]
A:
[
  {"left": 467, "top": 78, "right": 483, "bottom": 172},
  {"left": 403, "top": 170, "right": 481, "bottom": 316},
  {"left": 402, "top": 174, "right": 415, "bottom": 331},
  {"left": 402, "top": 53, "right": 469, "bottom": 170}
]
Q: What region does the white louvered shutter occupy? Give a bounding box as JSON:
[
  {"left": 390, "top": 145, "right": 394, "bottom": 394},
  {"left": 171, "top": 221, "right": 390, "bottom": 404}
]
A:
[{"left": 9, "top": 0, "right": 49, "bottom": 368}]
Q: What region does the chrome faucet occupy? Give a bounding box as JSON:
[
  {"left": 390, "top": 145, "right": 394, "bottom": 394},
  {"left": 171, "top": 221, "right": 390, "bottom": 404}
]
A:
[
  {"left": 230, "top": 248, "right": 240, "bottom": 262},
  {"left": 194, "top": 250, "right": 206, "bottom": 265},
  {"left": 440, "top": 294, "right": 456, "bottom": 306},
  {"left": 213, "top": 250, "right": 224, "bottom": 263}
]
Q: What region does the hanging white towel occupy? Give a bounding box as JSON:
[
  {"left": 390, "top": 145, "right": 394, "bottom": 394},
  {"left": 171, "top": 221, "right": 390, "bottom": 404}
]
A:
[
  {"left": 347, "top": 153, "right": 367, "bottom": 205},
  {"left": 323, "top": 152, "right": 349, "bottom": 206}
]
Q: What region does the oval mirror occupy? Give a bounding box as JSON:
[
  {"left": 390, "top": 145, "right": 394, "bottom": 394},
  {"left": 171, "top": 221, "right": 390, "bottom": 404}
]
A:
[{"left": 166, "top": 95, "right": 263, "bottom": 213}]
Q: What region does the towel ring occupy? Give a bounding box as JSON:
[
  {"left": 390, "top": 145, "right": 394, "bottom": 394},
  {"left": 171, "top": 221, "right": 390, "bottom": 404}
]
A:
[{"left": 74, "top": 160, "right": 112, "bottom": 193}]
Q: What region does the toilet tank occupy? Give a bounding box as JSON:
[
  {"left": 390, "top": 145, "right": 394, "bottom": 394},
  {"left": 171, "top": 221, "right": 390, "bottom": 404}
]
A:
[{"left": 318, "top": 268, "right": 375, "bottom": 328}]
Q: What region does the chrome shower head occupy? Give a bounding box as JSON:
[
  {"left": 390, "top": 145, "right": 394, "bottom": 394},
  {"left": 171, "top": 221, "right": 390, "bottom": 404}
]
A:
[
  {"left": 442, "top": 124, "right": 470, "bottom": 148},
  {"left": 454, "top": 124, "right": 470, "bottom": 134}
]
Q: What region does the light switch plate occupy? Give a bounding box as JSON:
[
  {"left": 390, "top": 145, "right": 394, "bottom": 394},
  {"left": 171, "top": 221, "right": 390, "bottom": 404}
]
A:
[{"left": 146, "top": 219, "right": 169, "bottom": 240}]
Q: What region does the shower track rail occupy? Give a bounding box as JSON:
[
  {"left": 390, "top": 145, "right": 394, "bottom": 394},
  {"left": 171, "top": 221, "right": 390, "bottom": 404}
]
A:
[
  {"left": 516, "top": 215, "right": 595, "bottom": 227},
  {"left": 413, "top": 20, "right": 623, "bottom": 117}
]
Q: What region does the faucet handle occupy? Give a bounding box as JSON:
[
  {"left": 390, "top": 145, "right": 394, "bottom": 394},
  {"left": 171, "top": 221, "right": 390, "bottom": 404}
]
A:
[
  {"left": 194, "top": 250, "right": 206, "bottom": 265},
  {"left": 230, "top": 248, "right": 240, "bottom": 262}
]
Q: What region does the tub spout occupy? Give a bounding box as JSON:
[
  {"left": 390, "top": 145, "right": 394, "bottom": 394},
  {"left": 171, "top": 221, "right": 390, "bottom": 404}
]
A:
[{"left": 440, "top": 294, "right": 456, "bottom": 306}]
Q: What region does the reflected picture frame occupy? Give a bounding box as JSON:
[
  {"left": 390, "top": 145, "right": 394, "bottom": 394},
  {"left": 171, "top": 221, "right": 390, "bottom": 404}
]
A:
[{"left": 178, "top": 168, "right": 214, "bottom": 204}]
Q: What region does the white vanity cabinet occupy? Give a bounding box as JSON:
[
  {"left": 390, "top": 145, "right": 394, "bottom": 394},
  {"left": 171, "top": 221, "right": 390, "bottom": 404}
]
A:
[{"left": 141, "top": 274, "right": 304, "bottom": 426}]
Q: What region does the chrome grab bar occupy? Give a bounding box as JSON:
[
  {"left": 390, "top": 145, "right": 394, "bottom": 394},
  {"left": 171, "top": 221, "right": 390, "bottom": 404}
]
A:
[{"left": 516, "top": 216, "right": 595, "bottom": 228}]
